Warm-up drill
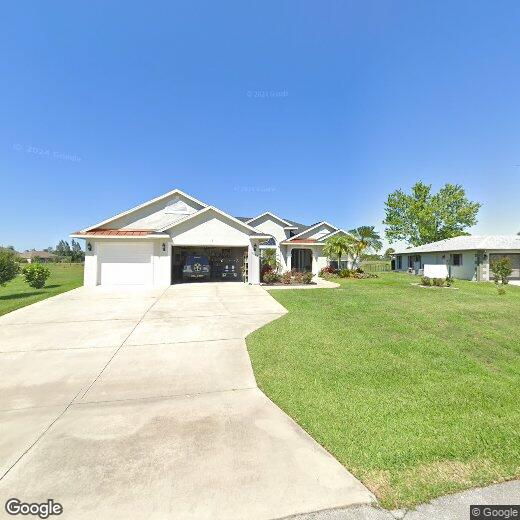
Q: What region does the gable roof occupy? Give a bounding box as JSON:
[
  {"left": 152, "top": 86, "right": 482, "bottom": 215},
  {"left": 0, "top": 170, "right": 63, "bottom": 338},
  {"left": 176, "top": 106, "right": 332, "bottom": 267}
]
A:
[
  {"left": 285, "top": 221, "right": 338, "bottom": 242},
  {"left": 246, "top": 212, "right": 294, "bottom": 227},
  {"left": 236, "top": 216, "right": 309, "bottom": 235},
  {"left": 82, "top": 189, "right": 208, "bottom": 232},
  {"left": 395, "top": 235, "right": 520, "bottom": 254},
  {"left": 157, "top": 206, "right": 270, "bottom": 237}
]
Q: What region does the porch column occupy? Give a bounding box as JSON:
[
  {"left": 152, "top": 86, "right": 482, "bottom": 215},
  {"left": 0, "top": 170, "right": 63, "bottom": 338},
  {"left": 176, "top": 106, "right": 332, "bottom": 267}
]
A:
[
  {"left": 286, "top": 247, "right": 292, "bottom": 271},
  {"left": 312, "top": 248, "right": 319, "bottom": 275}
]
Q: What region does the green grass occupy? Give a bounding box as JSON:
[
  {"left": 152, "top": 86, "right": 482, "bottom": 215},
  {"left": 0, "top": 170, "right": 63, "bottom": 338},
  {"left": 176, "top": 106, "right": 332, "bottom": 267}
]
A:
[
  {"left": 246, "top": 273, "right": 520, "bottom": 508},
  {"left": 0, "top": 263, "right": 84, "bottom": 316}
]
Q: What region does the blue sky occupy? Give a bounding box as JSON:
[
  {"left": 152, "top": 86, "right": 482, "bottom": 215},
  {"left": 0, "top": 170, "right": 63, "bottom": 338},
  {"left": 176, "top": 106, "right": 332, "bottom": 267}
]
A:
[{"left": 1, "top": 1, "right": 519, "bottom": 251}]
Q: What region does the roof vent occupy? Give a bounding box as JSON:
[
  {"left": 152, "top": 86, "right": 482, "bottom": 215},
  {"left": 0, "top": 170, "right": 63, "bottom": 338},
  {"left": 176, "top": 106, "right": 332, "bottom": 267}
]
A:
[{"left": 164, "top": 197, "right": 191, "bottom": 215}]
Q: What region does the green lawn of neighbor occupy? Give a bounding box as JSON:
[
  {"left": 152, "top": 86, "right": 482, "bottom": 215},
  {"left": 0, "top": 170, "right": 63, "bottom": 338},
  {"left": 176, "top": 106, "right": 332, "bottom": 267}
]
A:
[
  {"left": 0, "top": 263, "right": 84, "bottom": 316},
  {"left": 246, "top": 273, "right": 520, "bottom": 508}
]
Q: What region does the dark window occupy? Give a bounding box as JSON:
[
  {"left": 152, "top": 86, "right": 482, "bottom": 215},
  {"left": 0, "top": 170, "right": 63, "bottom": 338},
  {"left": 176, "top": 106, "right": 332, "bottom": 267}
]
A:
[
  {"left": 397, "top": 256, "right": 402, "bottom": 269},
  {"left": 451, "top": 254, "right": 462, "bottom": 266}
]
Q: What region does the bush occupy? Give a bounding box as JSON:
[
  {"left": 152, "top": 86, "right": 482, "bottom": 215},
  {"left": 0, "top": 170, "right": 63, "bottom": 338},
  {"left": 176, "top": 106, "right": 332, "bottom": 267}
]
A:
[
  {"left": 281, "top": 271, "right": 292, "bottom": 285},
  {"left": 292, "top": 270, "right": 304, "bottom": 284},
  {"left": 497, "top": 285, "right": 506, "bottom": 296},
  {"left": 21, "top": 263, "right": 51, "bottom": 289},
  {"left": 420, "top": 276, "right": 431, "bottom": 286},
  {"left": 262, "top": 271, "right": 280, "bottom": 284},
  {"left": 319, "top": 266, "right": 338, "bottom": 277},
  {"left": 302, "top": 272, "right": 313, "bottom": 284},
  {"left": 433, "top": 278, "right": 445, "bottom": 287},
  {"left": 446, "top": 277, "right": 455, "bottom": 287},
  {"left": 490, "top": 257, "right": 513, "bottom": 285},
  {"left": 0, "top": 250, "right": 20, "bottom": 286}
]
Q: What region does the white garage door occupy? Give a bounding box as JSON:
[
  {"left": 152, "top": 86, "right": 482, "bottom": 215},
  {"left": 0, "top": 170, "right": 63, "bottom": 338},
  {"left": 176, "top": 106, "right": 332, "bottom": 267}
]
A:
[{"left": 98, "top": 242, "right": 153, "bottom": 285}]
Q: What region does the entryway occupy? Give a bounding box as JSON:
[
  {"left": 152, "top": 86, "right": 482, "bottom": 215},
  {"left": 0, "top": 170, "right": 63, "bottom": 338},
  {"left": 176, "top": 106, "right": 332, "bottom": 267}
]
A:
[
  {"left": 171, "top": 246, "right": 248, "bottom": 283},
  {"left": 291, "top": 248, "right": 312, "bottom": 272}
]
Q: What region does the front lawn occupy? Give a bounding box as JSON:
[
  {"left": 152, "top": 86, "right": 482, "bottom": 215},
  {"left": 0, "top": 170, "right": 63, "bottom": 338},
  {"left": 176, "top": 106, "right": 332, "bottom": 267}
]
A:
[
  {"left": 247, "top": 273, "right": 520, "bottom": 508},
  {"left": 0, "top": 263, "right": 84, "bottom": 316}
]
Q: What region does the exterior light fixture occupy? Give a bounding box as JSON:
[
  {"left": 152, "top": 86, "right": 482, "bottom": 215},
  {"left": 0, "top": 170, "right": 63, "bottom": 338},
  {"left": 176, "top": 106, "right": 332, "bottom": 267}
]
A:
[
  {"left": 162, "top": 243, "right": 166, "bottom": 252},
  {"left": 253, "top": 244, "right": 258, "bottom": 253},
  {"left": 87, "top": 242, "right": 92, "bottom": 252}
]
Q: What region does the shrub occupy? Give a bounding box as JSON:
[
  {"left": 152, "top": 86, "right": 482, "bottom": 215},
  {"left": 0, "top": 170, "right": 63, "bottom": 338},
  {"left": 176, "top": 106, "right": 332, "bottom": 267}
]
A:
[
  {"left": 292, "top": 270, "right": 304, "bottom": 284},
  {"left": 497, "top": 285, "right": 506, "bottom": 296},
  {"left": 21, "top": 263, "right": 51, "bottom": 289},
  {"left": 262, "top": 271, "right": 280, "bottom": 284},
  {"left": 281, "top": 271, "right": 292, "bottom": 285},
  {"left": 319, "top": 266, "right": 338, "bottom": 276},
  {"left": 0, "top": 250, "right": 20, "bottom": 286},
  {"left": 339, "top": 268, "right": 353, "bottom": 278},
  {"left": 433, "top": 278, "right": 445, "bottom": 287},
  {"left": 420, "top": 276, "right": 431, "bottom": 286},
  {"left": 490, "top": 257, "right": 513, "bottom": 285},
  {"left": 446, "top": 277, "right": 455, "bottom": 287},
  {"left": 302, "top": 272, "right": 313, "bottom": 284}
]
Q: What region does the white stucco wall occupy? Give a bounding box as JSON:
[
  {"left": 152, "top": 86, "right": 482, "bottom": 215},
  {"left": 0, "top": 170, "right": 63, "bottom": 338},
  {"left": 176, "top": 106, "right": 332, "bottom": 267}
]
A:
[
  {"left": 394, "top": 251, "right": 477, "bottom": 280},
  {"left": 168, "top": 211, "right": 252, "bottom": 247}
]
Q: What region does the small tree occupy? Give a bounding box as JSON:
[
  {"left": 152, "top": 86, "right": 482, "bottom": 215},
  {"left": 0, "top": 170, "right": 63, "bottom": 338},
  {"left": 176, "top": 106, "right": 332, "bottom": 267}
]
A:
[
  {"left": 70, "top": 239, "right": 85, "bottom": 263},
  {"left": 22, "top": 263, "right": 51, "bottom": 289},
  {"left": 384, "top": 247, "right": 395, "bottom": 259},
  {"left": 490, "top": 257, "right": 512, "bottom": 285},
  {"left": 0, "top": 249, "right": 20, "bottom": 286},
  {"left": 323, "top": 235, "right": 354, "bottom": 268}
]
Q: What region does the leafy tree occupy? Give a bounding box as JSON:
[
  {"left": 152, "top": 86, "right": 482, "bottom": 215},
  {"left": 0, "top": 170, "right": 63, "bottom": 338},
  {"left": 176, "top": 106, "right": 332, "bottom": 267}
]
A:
[
  {"left": 0, "top": 249, "right": 20, "bottom": 286},
  {"left": 21, "top": 263, "right": 51, "bottom": 289},
  {"left": 384, "top": 247, "right": 395, "bottom": 259},
  {"left": 55, "top": 240, "right": 71, "bottom": 257},
  {"left": 70, "top": 239, "right": 84, "bottom": 262},
  {"left": 490, "top": 257, "right": 512, "bottom": 285},
  {"left": 323, "top": 235, "right": 354, "bottom": 268},
  {"left": 383, "top": 182, "right": 481, "bottom": 246},
  {"left": 349, "top": 226, "right": 383, "bottom": 253}
]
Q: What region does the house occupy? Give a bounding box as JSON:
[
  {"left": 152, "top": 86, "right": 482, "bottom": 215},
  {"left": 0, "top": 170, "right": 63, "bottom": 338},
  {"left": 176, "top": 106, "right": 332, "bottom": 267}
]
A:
[
  {"left": 71, "top": 188, "right": 348, "bottom": 287},
  {"left": 393, "top": 235, "right": 520, "bottom": 281},
  {"left": 19, "top": 250, "right": 57, "bottom": 263}
]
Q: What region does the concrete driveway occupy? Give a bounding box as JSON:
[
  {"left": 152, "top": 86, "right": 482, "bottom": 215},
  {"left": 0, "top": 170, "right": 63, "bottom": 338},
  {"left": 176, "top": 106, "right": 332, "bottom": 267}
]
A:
[{"left": 0, "top": 283, "right": 373, "bottom": 520}]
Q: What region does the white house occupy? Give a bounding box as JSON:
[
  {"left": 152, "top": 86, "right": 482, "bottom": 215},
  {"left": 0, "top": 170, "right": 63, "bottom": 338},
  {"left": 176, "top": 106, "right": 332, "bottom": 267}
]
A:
[
  {"left": 394, "top": 235, "right": 520, "bottom": 281},
  {"left": 71, "top": 188, "right": 348, "bottom": 287}
]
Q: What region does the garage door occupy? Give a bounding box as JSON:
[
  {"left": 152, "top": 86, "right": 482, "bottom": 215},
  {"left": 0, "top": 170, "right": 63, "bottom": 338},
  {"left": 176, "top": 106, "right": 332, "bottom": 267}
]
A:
[
  {"left": 98, "top": 242, "right": 153, "bottom": 285},
  {"left": 489, "top": 253, "right": 520, "bottom": 280}
]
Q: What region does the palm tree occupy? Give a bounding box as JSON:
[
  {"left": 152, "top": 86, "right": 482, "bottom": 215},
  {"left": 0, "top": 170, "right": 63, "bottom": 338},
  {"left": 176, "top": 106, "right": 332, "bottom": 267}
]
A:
[
  {"left": 348, "top": 226, "right": 382, "bottom": 266},
  {"left": 323, "top": 235, "right": 354, "bottom": 269}
]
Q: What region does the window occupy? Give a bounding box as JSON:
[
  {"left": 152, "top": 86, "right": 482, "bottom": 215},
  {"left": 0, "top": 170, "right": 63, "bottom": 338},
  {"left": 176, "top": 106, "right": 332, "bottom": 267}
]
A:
[
  {"left": 451, "top": 254, "right": 463, "bottom": 266},
  {"left": 397, "top": 256, "right": 402, "bottom": 269}
]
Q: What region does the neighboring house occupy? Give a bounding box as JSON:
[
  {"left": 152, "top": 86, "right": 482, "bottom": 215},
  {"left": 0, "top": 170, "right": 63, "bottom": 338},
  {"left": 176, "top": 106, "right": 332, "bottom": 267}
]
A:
[
  {"left": 19, "top": 251, "right": 57, "bottom": 263},
  {"left": 71, "top": 188, "right": 348, "bottom": 287},
  {"left": 394, "top": 235, "right": 520, "bottom": 281}
]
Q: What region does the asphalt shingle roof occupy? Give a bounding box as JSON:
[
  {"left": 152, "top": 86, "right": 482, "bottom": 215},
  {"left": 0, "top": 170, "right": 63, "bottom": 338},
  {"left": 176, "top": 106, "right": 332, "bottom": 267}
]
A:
[{"left": 395, "top": 235, "right": 520, "bottom": 254}]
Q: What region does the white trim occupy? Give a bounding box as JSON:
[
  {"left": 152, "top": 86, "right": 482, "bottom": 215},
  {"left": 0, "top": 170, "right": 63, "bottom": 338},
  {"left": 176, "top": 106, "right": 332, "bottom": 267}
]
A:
[
  {"left": 246, "top": 212, "right": 292, "bottom": 227},
  {"left": 158, "top": 205, "right": 266, "bottom": 235},
  {"left": 318, "top": 228, "right": 350, "bottom": 241},
  {"left": 81, "top": 189, "right": 208, "bottom": 232},
  {"left": 286, "top": 221, "right": 338, "bottom": 241},
  {"left": 70, "top": 233, "right": 171, "bottom": 239}
]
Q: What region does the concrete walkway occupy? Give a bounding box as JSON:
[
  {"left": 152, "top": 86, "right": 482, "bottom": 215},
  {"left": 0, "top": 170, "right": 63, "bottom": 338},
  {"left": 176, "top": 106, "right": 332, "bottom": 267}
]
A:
[{"left": 0, "top": 283, "right": 373, "bottom": 520}]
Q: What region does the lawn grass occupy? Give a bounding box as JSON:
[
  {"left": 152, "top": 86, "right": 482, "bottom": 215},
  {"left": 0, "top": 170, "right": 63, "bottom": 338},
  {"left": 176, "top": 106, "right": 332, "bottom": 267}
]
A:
[
  {"left": 246, "top": 273, "right": 520, "bottom": 508},
  {"left": 0, "top": 263, "right": 84, "bottom": 316}
]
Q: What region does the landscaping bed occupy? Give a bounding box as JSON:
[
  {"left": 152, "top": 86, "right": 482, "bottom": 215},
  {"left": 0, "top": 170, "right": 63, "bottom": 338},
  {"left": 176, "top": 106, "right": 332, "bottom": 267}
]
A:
[{"left": 246, "top": 272, "right": 520, "bottom": 508}]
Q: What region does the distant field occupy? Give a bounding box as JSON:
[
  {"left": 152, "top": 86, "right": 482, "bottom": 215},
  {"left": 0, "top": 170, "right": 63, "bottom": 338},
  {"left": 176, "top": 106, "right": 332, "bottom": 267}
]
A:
[
  {"left": 0, "top": 263, "right": 84, "bottom": 316},
  {"left": 361, "top": 259, "right": 391, "bottom": 273}
]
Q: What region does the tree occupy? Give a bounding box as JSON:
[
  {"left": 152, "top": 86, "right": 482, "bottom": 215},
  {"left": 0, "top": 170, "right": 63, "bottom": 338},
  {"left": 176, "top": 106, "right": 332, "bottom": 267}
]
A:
[
  {"left": 383, "top": 182, "right": 481, "bottom": 246},
  {"left": 384, "top": 247, "right": 395, "bottom": 259},
  {"left": 323, "top": 235, "right": 354, "bottom": 268},
  {"left": 21, "top": 263, "right": 51, "bottom": 289},
  {"left": 490, "top": 257, "right": 512, "bottom": 285},
  {"left": 349, "top": 226, "right": 383, "bottom": 254},
  {"left": 70, "top": 239, "right": 84, "bottom": 262},
  {"left": 55, "top": 240, "right": 71, "bottom": 258},
  {"left": 0, "top": 249, "right": 20, "bottom": 286}
]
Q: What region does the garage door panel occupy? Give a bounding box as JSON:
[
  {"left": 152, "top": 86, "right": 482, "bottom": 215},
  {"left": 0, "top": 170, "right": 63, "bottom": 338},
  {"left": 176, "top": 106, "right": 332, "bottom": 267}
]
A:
[{"left": 98, "top": 243, "right": 152, "bottom": 285}]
